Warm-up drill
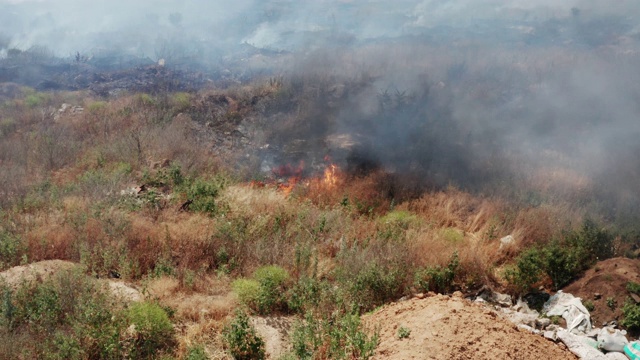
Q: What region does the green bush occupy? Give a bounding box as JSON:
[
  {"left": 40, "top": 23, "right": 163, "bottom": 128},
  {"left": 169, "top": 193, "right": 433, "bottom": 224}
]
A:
[
  {"left": 347, "top": 262, "right": 405, "bottom": 312},
  {"left": 223, "top": 309, "right": 265, "bottom": 360},
  {"left": 0, "top": 269, "right": 130, "bottom": 358},
  {"left": 25, "top": 92, "right": 47, "bottom": 108},
  {"left": 622, "top": 299, "right": 640, "bottom": 330},
  {"left": 287, "top": 276, "right": 333, "bottom": 314},
  {"left": 504, "top": 248, "right": 544, "bottom": 293},
  {"left": 232, "top": 265, "right": 290, "bottom": 314},
  {"left": 232, "top": 278, "right": 261, "bottom": 311},
  {"left": 505, "top": 221, "right": 612, "bottom": 293},
  {"left": 185, "top": 177, "right": 223, "bottom": 216},
  {"left": 0, "top": 230, "right": 24, "bottom": 270},
  {"left": 584, "top": 300, "right": 595, "bottom": 312},
  {"left": 415, "top": 252, "right": 459, "bottom": 294},
  {"left": 567, "top": 219, "right": 614, "bottom": 263},
  {"left": 543, "top": 241, "right": 581, "bottom": 290},
  {"left": 291, "top": 310, "right": 378, "bottom": 360},
  {"left": 185, "top": 344, "right": 208, "bottom": 360},
  {"left": 126, "top": 302, "right": 175, "bottom": 358},
  {"left": 87, "top": 101, "right": 108, "bottom": 113},
  {"left": 627, "top": 282, "right": 640, "bottom": 295}
]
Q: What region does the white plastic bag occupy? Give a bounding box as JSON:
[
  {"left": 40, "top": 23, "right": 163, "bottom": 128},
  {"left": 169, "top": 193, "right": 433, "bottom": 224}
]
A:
[{"left": 597, "top": 327, "right": 629, "bottom": 353}]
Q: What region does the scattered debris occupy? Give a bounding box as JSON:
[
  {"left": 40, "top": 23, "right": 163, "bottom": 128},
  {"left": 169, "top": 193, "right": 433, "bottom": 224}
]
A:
[
  {"left": 544, "top": 291, "right": 592, "bottom": 334},
  {"left": 499, "top": 234, "right": 516, "bottom": 249}
]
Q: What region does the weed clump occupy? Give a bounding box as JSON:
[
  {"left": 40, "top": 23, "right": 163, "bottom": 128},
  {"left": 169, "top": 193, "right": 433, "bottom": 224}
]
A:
[
  {"left": 415, "top": 252, "right": 459, "bottom": 294},
  {"left": 223, "top": 309, "right": 265, "bottom": 360},
  {"left": 125, "top": 302, "right": 175, "bottom": 358},
  {"left": 290, "top": 310, "right": 378, "bottom": 360},
  {"left": 232, "top": 265, "right": 290, "bottom": 314}
]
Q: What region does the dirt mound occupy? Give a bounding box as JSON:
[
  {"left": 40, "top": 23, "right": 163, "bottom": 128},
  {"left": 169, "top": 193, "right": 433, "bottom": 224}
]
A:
[
  {"left": 0, "top": 259, "right": 77, "bottom": 288},
  {"left": 563, "top": 257, "right": 640, "bottom": 326},
  {"left": 0, "top": 260, "right": 142, "bottom": 302},
  {"left": 366, "top": 293, "right": 575, "bottom": 360}
]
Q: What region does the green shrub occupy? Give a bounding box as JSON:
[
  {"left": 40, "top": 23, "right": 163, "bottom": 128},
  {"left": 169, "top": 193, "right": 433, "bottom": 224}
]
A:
[
  {"left": 567, "top": 219, "right": 614, "bottom": 263},
  {"left": 397, "top": 326, "right": 411, "bottom": 339},
  {"left": 623, "top": 299, "right": 640, "bottom": 330},
  {"left": 584, "top": 300, "right": 595, "bottom": 312},
  {"left": 87, "top": 101, "right": 108, "bottom": 113},
  {"left": 0, "top": 230, "right": 24, "bottom": 270},
  {"left": 287, "top": 276, "right": 333, "bottom": 314},
  {"left": 379, "top": 210, "right": 417, "bottom": 230},
  {"left": 440, "top": 228, "right": 464, "bottom": 244},
  {"left": 0, "top": 269, "right": 129, "bottom": 358},
  {"left": 185, "top": 344, "right": 208, "bottom": 360},
  {"left": 126, "top": 302, "right": 175, "bottom": 358},
  {"left": 232, "top": 265, "right": 290, "bottom": 314},
  {"left": 136, "top": 93, "right": 156, "bottom": 107},
  {"left": 347, "top": 262, "right": 405, "bottom": 312},
  {"left": 171, "top": 92, "right": 192, "bottom": 111},
  {"left": 627, "top": 282, "right": 640, "bottom": 295},
  {"left": 25, "top": 92, "right": 47, "bottom": 108},
  {"left": 291, "top": 310, "right": 378, "bottom": 360},
  {"left": 543, "top": 241, "right": 581, "bottom": 290},
  {"left": 185, "top": 177, "right": 223, "bottom": 216},
  {"left": 415, "top": 252, "right": 459, "bottom": 294},
  {"left": 253, "top": 265, "right": 290, "bottom": 314},
  {"left": 504, "top": 248, "right": 544, "bottom": 293},
  {"left": 223, "top": 309, "right": 265, "bottom": 360},
  {"left": 232, "top": 279, "right": 261, "bottom": 311}
]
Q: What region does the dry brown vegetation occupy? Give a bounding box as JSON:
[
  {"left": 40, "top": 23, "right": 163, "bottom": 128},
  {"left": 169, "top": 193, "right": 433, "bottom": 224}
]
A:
[{"left": 0, "top": 69, "right": 630, "bottom": 358}]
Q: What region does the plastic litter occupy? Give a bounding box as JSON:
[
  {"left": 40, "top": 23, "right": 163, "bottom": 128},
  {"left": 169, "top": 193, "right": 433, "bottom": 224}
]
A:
[
  {"left": 556, "top": 329, "right": 609, "bottom": 360},
  {"left": 625, "top": 341, "right": 640, "bottom": 360},
  {"left": 597, "top": 327, "right": 628, "bottom": 353},
  {"left": 543, "top": 290, "right": 592, "bottom": 334}
]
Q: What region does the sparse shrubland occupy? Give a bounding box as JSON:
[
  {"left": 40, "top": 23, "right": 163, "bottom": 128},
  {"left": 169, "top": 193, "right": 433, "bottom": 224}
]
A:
[{"left": 0, "top": 64, "right": 635, "bottom": 358}]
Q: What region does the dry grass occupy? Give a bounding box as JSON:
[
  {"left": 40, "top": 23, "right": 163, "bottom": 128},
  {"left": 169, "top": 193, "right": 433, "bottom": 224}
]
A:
[{"left": 0, "top": 72, "right": 626, "bottom": 357}]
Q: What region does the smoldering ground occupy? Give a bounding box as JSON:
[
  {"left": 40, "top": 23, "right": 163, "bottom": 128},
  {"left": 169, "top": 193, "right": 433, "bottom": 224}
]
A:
[{"left": 2, "top": 0, "right": 640, "bottom": 228}]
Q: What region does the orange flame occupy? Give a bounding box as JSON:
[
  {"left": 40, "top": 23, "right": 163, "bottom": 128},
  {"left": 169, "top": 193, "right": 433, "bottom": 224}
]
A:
[
  {"left": 247, "top": 157, "right": 344, "bottom": 197},
  {"left": 323, "top": 164, "right": 338, "bottom": 188},
  {"left": 277, "top": 177, "right": 299, "bottom": 196}
]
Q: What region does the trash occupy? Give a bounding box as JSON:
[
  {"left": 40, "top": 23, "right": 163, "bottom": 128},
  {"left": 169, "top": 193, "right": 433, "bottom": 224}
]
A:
[
  {"left": 544, "top": 330, "right": 557, "bottom": 341},
  {"left": 625, "top": 341, "right": 640, "bottom": 360},
  {"left": 517, "top": 324, "right": 541, "bottom": 334},
  {"left": 556, "top": 329, "right": 609, "bottom": 360},
  {"left": 493, "top": 292, "right": 513, "bottom": 307},
  {"left": 501, "top": 299, "right": 539, "bottom": 328},
  {"left": 499, "top": 235, "right": 515, "bottom": 249},
  {"left": 597, "top": 327, "right": 629, "bottom": 353},
  {"left": 535, "top": 317, "right": 551, "bottom": 329},
  {"left": 543, "top": 291, "right": 592, "bottom": 334}
]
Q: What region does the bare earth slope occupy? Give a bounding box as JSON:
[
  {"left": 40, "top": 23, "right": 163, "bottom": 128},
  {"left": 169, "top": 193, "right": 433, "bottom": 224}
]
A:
[
  {"left": 366, "top": 293, "right": 576, "bottom": 360},
  {"left": 563, "top": 257, "right": 640, "bottom": 325}
]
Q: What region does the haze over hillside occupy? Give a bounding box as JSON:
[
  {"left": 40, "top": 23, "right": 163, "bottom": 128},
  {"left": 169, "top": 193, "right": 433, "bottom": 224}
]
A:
[{"left": 2, "top": 0, "right": 640, "bottom": 226}]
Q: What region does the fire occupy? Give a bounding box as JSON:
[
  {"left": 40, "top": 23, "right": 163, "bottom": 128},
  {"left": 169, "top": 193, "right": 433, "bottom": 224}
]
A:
[
  {"left": 277, "top": 177, "right": 299, "bottom": 196},
  {"left": 248, "top": 157, "right": 342, "bottom": 197},
  {"left": 323, "top": 164, "right": 338, "bottom": 188}
]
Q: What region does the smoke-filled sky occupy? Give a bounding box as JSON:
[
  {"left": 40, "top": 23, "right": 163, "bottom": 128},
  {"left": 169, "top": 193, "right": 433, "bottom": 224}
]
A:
[
  {"left": 1, "top": 0, "right": 639, "bottom": 56},
  {"left": 2, "top": 0, "right": 640, "bottom": 221}
]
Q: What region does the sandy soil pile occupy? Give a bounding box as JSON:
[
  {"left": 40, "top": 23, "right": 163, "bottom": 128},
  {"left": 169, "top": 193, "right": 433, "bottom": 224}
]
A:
[
  {"left": 0, "top": 260, "right": 142, "bottom": 302},
  {"left": 366, "top": 293, "right": 576, "bottom": 360}
]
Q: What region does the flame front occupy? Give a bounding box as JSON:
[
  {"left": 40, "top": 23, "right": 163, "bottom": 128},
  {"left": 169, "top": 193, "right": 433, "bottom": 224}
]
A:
[{"left": 323, "top": 164, "right": 338, "bottom": 188}]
